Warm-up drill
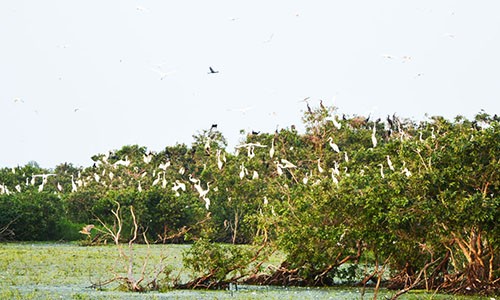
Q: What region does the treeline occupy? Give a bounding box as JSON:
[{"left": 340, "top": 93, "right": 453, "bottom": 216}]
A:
[{"left": 0, "top": 105, "right": 499, "bottom": 295}]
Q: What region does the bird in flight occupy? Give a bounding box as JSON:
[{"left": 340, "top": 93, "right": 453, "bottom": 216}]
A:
[
  {"left": 208, "top": 67, "right": 219, "bottom": 74},
  {"left": 79, "top": 224, "right": 94, "bottom": 235}
]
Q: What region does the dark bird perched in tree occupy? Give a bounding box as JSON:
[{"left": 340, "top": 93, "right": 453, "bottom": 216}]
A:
[
  {"left": 319, "top": 99, "right": 326, "bottom": 111},
  {"left": 208, "top": 67, "right": 219, "bottom": 74},
  {"left": 387, "top": 115, "right": 394, "bottom": 129},
  {"left": 307, "top": 103, "right": 313, "bottom": 114}
]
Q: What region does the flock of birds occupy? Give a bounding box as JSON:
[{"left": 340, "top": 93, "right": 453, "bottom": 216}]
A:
[{"left": 0, "top": 105, "right": 428, "bottom": 215}]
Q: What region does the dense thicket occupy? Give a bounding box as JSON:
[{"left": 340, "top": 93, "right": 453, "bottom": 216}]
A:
[{"left": 0, "top": 105, "right": 498, "bottom": 295}]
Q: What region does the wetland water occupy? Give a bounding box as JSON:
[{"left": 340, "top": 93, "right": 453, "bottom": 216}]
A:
[{"left": 0, "top": 243, "right": 492, "bottom": 299}]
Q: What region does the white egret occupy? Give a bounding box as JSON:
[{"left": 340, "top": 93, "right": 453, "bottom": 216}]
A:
[
  {"left": 276, "top": 162, "right": 284, "bottom": 176},
  {"left": 263, "top": 196, "right": 269, "bottom": 206},
  {"left": 332, "top": 161, "right": 340, "bottom": 176},
  {"left": 378, "top": 164, "right": 385, "bottom": 179},
  {"left": 143, "top": 153, "right": 153, "bottom": 164},
  {"left": 137, "top": 181, "right": 142, "bottom": 192},
  {"left": 269, "top": 139, "right": 275, "bottom": 159},
  {"left": 248, "top": 145, "right": 255, "bottom": 159},
  {"left": 252, "top": 170, "right": 259, "bottom": 180},
  {"left": 302, "top": 171, "right": 311, "bottom": 184},
  {"left": 194, "top": 181, "right": 210, "bottom": 199},
  {"left": 280, "top": 159, "right": 297, "bottom": 168},
  {"left": 15, "top": 184, "right": 21, "bottom": 193},
  {"left": 94, "top": 173, "right": 100, "bottom": 183},
  {"left": 179, "top": 167, "right": 185, "bottom": 175},
  {"left": 387, "top": 155, "right": 395, "bottom": 171},
  {"left": 38, "top": 182, "right": 44, "bottom": 192},
  {"left": 159, "top": 161, "right": 170, "bottom": 171},
  {"left": 204, "top": 139, "right": 211, "bottom": 155},
  {"left": 317, "top": 159, "right": 324, "bottom": 173},
  {"left": 113, "top": 156, "right": 130, "bottom": 168},
  {"left": 326, "top": 115, "right": 342, "bottom": 130},
  {"left": 330, "top": 168, "right": 339, "bottom": 185},
  {"left": 172, "top": 180, "right": 186, "bottom": 194},
  {"left": 343, "top": 167, "right": 350, "bottom": 177},
  {"left": 152, "top": 172, "right": 162, "bottom": 186},
  {"left": 57, "top": 182, "right": 63, "bottom": 192},
  {"left": 161, "top": 173, "right": 167, "bottom": 189},
  {"left": 328, "top": 137, "right": 341, "bottom": 153},
  {"left": 401, "top": 161, "right": 412, "bottom": 177},
  {"left": 344, "top": 151, "right": 349, "bottom": 163},
  {"left": 371, "top": 124, "right": 378, "bottom": 148},
  {"left": 239, "top": 163, "right": 248, "bottom": 180},
  {"left": 203, "top": 196, "right": 210, "bottom": 210},
  {"left": 189, "top": 174, "right": 199, "bottom": 184},
  {"left": 71, "top": 175, "right": 78, "bottom": 192},
  {"left": 216, "top": 150, "right": 223, "bottom": 170}
]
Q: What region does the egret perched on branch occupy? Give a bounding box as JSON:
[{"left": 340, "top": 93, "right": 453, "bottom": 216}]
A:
[
  {"left": 152, "top": 172, "right": 162, "bottom": 186},
  {"left": 159, "top": 161, "right": 171, "bottom": 171},
  {"left": 317, "top": 159, "right": 324, "bottom": 173},
  {"left": 387, "top": 155, "right": 395, "bottom": 171},
  {"left": 194, "top": 181, "right": 210, "bottom": 199},
  {"left": 328, "top": 137, "right": 340, "bottom": 153},
  {"left": 143, "top": 153, "right": 153, "bottom": 164},
  {"left": 326, "top": 115, "right": 342, "bottom": 130},
  {"left": 71, "top": 175, "right": 78, "bottom": 192},
  {"left": 378, "top": 164, "right": 385, "bottom": 179},
  {"left": 401, "top": 161, "right": 412, "bottom": 177},
  {"left": 216, "top": 149, "right": 224, "bottom": 170},
  {"left": 269, "top": 138, "right": 275, "bottom": 159},
  {"left": 239, "top": 163, "right": 248, "bottom": 179},
  {"left": 371, "top": 124, "right": 378, "bottom": 148},
  {"left": 276, "top": 162, "right": 284, "bottom": 176},
  {"left": 113, "top": 156, "right": 130, "bottom": 168},
  {"left": 330, "top": 169, "right": 339, "bottom": 185}
]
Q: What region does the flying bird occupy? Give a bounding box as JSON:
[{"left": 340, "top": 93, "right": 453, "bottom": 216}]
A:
[
  {"left": 79, "top": 224, "right": 95, "bottom": 235},
  {"left": 208, "top": 67, "right": 219, "bottom": 74}
]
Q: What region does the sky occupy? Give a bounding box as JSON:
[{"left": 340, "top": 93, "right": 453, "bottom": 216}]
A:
[{"left": 1, "top": 1, "right": 500, "bottom": 168}]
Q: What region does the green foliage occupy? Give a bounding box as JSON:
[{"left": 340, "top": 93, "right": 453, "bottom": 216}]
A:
[
  {"left": 182, "top": 238, "right": 253, "bottom": 282},
  {"left": 0, "top": 192, "right": 65, "bottom": 240},
  {"left": 0, "top": 106, "right": 499, "bottom": 294}
]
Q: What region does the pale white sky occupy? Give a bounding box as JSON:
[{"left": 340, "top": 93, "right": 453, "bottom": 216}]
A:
[{"left": 1, "top": 1, "right": 499, "bottom": 168}]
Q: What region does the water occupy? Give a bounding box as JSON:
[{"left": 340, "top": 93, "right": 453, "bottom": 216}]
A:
[{"left": 0, "top": 243, "right": 491, "bottom": 299}]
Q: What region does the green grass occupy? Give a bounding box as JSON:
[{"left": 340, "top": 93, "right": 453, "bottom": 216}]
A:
[{"left": 0, "top": 242, "right": 493, "bottom": 299}]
